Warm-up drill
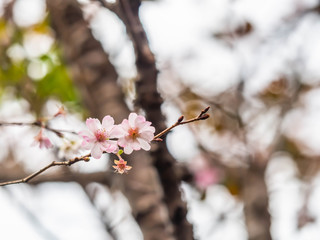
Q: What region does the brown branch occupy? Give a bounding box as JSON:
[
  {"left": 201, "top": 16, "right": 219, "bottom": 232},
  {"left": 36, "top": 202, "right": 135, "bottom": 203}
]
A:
[
  {"left": 0, "top": 154, "right": 90, "bottom": 186},
  {"left": 0, "top": 108, "right": 210, "bottom": 187},
  {"left": 106, "top": 1, "right": 197, "bottom": 238},
  {"left": 153, "top": 106, "right": 210, "bottom": 141},
  {"left": 46, "top": 0, "right": 176, "bottom": 239},
  {"left": 0, "top": 121, "right": 78, "bottom": 137}
]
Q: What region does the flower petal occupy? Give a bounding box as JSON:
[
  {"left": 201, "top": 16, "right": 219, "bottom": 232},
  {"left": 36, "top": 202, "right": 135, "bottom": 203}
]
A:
[
  {"left": 124, "top": 145, "right": 133, "bottom": 154},
  {"left": 139, "top": 131, "right": 154, "bottom": 142},
  {"left": 43, "top": 138, "right": 53, "bottom": 148},
  {"left": 137, "top": 138, "right": 151, "bottom": 151},
  {"left": 79, "top": 129, "right": 95, "bottom": 139},
  {"left": 86, "top": 118, "right": 101, "bottom": 133},
  {"left": 82, "top": 141, "right": 93, "bottom": 149},
  {"left": 104, "top": 141, "right": 118, "bottom": 153},
  {"left": 120, "top": 119, "right": 130, "bottom": 132},
  {"left": 110, "top": 125, "right": 126, "bottom": 138},
  {"left": 128, "top": 113, "right": 138, "bottom": 128},
  {"left": 117, "top": 137, "right": 127, "bottom": 147},
  {"left": 140, "top": 124, "right": 155, "bottom": 134},
  {"left": 135, "top": 115, "right": 146, "bottom": 125},
  {"left": 102, "top": 115, "right": 114, "bottom": 131},
  {"left": 91, "top": 143, "right": 103, "bottom": 159},
  {"left": 131, "top": 140, "right": 141, "bottom": 151},
  {"left": 136, "top": 120, "right": 150, "bottom": 130}
]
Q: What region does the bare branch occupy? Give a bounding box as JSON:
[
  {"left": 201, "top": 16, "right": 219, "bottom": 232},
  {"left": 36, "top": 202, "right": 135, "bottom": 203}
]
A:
[
  {"left": 0, "top": 154, "right": 90, "bottom": 186},
  {"left": 0, "top": 121, "right": 78, "bottom": 137},
  {"left": 153, "top": 106, "right": 210, "bottom": 140},
  {"left": 0, "top": 108, "right": 209, "bottom": 187}
]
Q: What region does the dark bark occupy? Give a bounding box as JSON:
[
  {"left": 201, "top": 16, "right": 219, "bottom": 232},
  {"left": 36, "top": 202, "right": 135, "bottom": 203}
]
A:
[
  {"left": 46, "top": 0, "right": 175, "bottom": 239},
  {"left": 242, "top": 163, "right": 272, "bottom": 240},
  {"left": 108, "top": 1, "right": 194, "bottom": 239}
]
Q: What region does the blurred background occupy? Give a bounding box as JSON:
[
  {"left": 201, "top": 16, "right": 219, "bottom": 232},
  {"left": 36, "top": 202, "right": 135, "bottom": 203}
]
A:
[{"left": 1, "top": 0, "right": 320, "bottom": 239}]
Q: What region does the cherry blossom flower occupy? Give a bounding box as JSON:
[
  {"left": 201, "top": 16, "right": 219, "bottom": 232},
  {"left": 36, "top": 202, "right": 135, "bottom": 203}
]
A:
[
  {"left": 59, "top": 139, "right": 82, "bottom": 159},
  {"left": 79, "top": 116, "right": 122, "bottom": 159},
  {"left": 190, "top": 154, "right": 220, "bottom": 190},
  {"left": 112, "top": 157, "right": 132, "bottom": 174},
  {"left": 117, "top": 113, "right": 155, "bottom": 154},
  {"left": 194, "top": 168, "right": 219, "bottom": 190},
  {"left": 53, "top": 105, "right": 67, "bottom": 117},
  {"left": 32, "top": 128, "right": 52, "bottom": 149}
]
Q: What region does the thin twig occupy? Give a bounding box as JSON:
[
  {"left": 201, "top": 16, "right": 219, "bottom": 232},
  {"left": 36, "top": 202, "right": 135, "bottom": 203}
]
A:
[
  {"left": 0, "top": 121, "right": 78, "bottom": 137},
  {"left": 0, "top": 154, "right": 91, "bottom": 186},
  {"left": 0, "top": 107, "right": 210, "bottom": 186},
  {"left": 208, "top": 101, "right": 244, "bottom": 127},
  {"left": 153, "top": 106, "right": 210, "bottom": 140}
]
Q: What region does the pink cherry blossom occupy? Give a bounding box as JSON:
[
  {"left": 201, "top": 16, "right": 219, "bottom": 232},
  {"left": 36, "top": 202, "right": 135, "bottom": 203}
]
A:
[
  {"left": 32, "top": 128, "right": 53, "bottom": 149},
  {"left": 112, "top": 156, "right": 132, "bottom": 174},
  {"left": 79, "top": 116, "right": 121, "bottom": 159},
  {"left": 117, "top": 113, "right": 155, "bottom": 154},
  {"left": 194, "top": 168, "right": 219, "bottom": 190},
  {"left": 190, "top": 154, "right": 220, "bottom": 190}
]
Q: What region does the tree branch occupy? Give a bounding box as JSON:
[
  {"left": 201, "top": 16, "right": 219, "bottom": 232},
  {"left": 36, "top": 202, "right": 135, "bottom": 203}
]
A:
[
  {"left": 0, "top": 154, "right": 90, "bottom": 186},
  {"left": 153, "top": 106, "right": 210, "bottom": 140},
  {"left": 0, "top": 121, "right": 78, "bottom": 137},
  {"left": 0, "top": 108, "right": 209, "bottom": 187}
]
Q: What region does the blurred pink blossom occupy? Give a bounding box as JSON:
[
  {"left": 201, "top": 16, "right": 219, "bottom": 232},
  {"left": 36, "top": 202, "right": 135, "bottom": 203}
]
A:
[
  {"left": 194, "top": 168, "right": 219, "bottom": 190},
  {"left": 79, "top": 116, "right": 121, "bottom": 159},
  {"left": 32, "top": 128, "right": 52, "bottom": 149},
  {"left": 53, "top": 105, "right": 67, "bottom": 117},
  {"left": 117, "top": 113, "right": 155, "bottom": 154},
  {"left": 191, "top": 154, "right": 220, "bottom": 190}
]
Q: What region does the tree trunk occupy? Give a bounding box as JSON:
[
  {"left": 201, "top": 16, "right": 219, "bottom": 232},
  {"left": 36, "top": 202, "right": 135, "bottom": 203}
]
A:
[
  {"left": 110, "top": 1, "right": 194, "bottom": 239},
  {"left": 242, "top": 163, "right": 272, "bottom": 240},
  {"left": 46, "top": 0, "right": 175, "bottom": 239}
]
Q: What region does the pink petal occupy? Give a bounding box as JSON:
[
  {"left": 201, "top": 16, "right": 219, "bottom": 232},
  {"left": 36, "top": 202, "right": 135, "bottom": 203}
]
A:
[
  {"left": 140, "top": 124, "right": 155, "bottom": 134},
  {"left": 136, "top": 120, "right": 150, "bottom": 130},
  {"left": 86, "top": 118, "right": 101, "bottom": 133},
  {"left": 102, "top": 115, "right": 114, "bottom": 131},
  {"left": 120, "top": 119, "right": 130, "bottom": 132},
  {"left": 137, "top": 138, "right": 151, "bottom": 151},
  {"left": 82, "top": 140, "right": 94, "bottom": 150},
  {"left": 105, "top": 141, "right": 118, "bottom": 153},
  {"left": 131, "top": 140, "right": 141, "bottom": 151},
  {"left": 101, "top": 140, "right": 118, "bottom": 153},
  {"left": 124, "top": 145, "right": 133, "bottom": 154},
  {"left": 128, "top": 113, "right": 138, "bottom": 128},
  {"left": 110, "top": 125, "right": 126, "bottom": 138},
  {"left": 139, "top": 131, "right": 154, "bottom": 141},
  {"left": 79, "top": 129, "right": 94, "bottom": 139},
  {"left": 43, "top": 138, "right": 53, "bottom": 148},
  {"left": 117, "top": 137, "right": 127, "bottom": 147},
  {"left": 79, "top": 130, "right": 95, "bottom": 149},
  {"left": 136, "top": 115, "right": 146, "bottom": 125},
  {"left": 91, "top": 143, "right": 103, "bottom": 159}
]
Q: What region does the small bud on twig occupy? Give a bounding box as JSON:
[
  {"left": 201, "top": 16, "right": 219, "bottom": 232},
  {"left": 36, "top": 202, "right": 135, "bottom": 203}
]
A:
[
  {"left": 154, "top": 138, "right": 163, "bottom": 142},
  {"left": 198, "top": 106, "right": 210, "bottom": 118},
  {"left": 203, "top": 106, "right": 210, "bottom": 114},
  {"left": 178, "top": 115, "right": 184, "bottom": 123},
  {"left": 199, "top": 114, "right": 210, "bottom": 120}
]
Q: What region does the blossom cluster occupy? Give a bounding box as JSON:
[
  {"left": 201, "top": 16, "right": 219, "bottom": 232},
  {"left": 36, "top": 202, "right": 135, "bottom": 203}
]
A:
[
  {"left": 30, "top": 108, "right": 155, "bottom": 174},
  {"left": 78, "top": 113, "right": 155, "bottom": 173}
]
